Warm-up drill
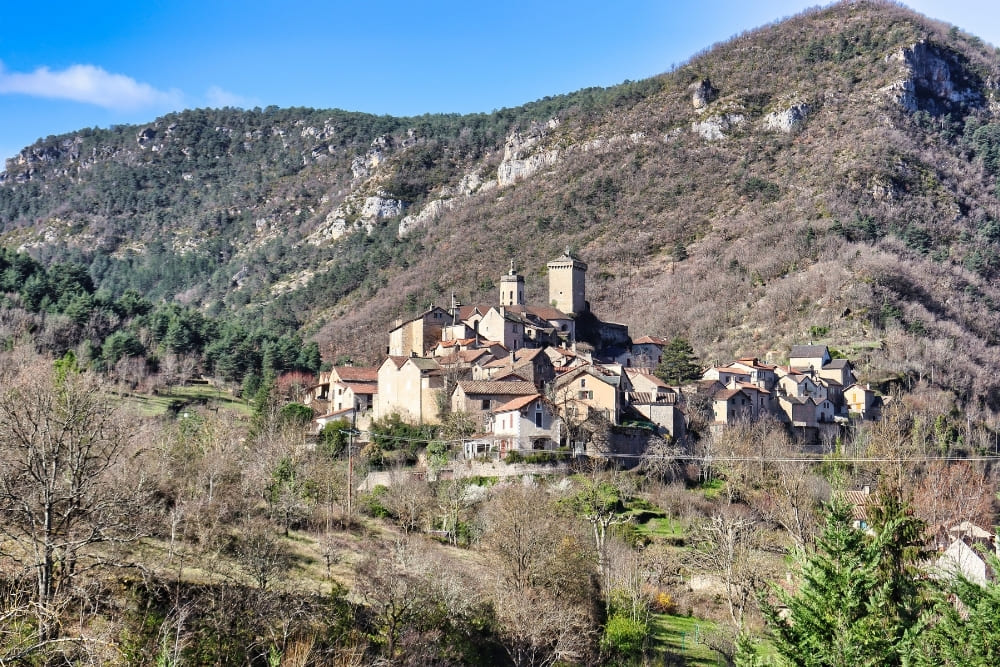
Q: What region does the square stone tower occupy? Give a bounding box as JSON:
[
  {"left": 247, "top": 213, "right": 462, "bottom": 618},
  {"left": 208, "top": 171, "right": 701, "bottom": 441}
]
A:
[{"left": 547, "top": 249, "right": 587, "bottom": 315}]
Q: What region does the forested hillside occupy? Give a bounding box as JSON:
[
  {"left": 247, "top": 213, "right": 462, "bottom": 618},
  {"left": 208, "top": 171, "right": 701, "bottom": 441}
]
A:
[{"left": 3, "top": 0, "right": 1000, "bottom": 416}]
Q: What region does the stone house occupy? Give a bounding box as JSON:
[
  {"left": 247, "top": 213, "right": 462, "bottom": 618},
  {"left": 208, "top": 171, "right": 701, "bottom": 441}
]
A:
[
  {"left": 788, "top": 344, "right": 832, "bottom": 373},
  {"left": 629, "top": 335, "right": 670, "bottom": 368},
  {"left": 387, "top": 306, "right": 450, "bottom": 357},
  {"left": 475, "top": 307, "right": 527, "bottom": 352},
  {"left": 374, "top": 356, "right": 444, "bottom": 424},
  {"left": 451, "top": 379, "right": 538, "bottom": 431},
  {"left": 552, "top": 364, "right": 625, "bottom": 426},
  {"left": 491, "top": 393, "right": 562, "bottom": 454},
  {"left": 844, "top": 383, "right": 879, "bottom": 419},
  {"left": 477, "top": 347, "right": 555, "bottom": 388},
  {"left": 713, "top": 385, "right": 768, "bottom": 425}
]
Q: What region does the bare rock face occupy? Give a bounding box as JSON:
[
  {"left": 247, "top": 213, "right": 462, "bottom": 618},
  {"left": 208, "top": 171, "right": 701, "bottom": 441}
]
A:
[
  {"left": 691, "top": 114, "right": 745, "bottom": 140},
  {"left": 762, "top": 103, "right": 811, "bottom": 132},
  {"left": 497, "top": 121, "right": 561, "bottom": 187},
  {"left": 690, "top": 78, "right": 718, "bottom": 110},
  {"left": 885, "top": 41, "right": 983, "bottom": 113},
  {"left": 360, "top": 193, "right": 405, "bottom": 220}
]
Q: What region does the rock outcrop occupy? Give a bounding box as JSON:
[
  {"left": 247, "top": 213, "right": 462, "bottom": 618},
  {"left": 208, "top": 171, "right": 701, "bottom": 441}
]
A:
[
  {"left": 885, "top": 41, "right": 983, "bottom": 113},
  {"left": 692, "top": 114, "right": 745, "bottom": 140},
  {"left": 762, "top": 103, "right": 811, "bottom": 132},
  {"left": 690, "top": 79, "right": 718, "bottom": 110},
  {"left": 496, "top": 120, "right": 561, "bottom": 187}
]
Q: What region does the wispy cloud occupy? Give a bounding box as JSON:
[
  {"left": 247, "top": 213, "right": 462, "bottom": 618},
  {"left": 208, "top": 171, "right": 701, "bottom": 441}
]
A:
[
  {"left": 0, "top": 61, "right": 182, "bottom": 111},
  {"left": 205, "top": 85, "right": 257, "bottom": 109}
]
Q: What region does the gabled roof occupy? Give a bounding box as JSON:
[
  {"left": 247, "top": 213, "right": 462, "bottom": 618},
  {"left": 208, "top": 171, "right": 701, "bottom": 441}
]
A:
[
  {"left": 714, "top": 388, "right": 750, "bottom": 402},
  {"left": 406, "top": 357, "right": 442, "bottom": 372},
  {"left": 790, "top": 344, "right": 830, "bottom": 358},
  {"left": 342, "top": 381, "right": 377, "bottom": 396},
  {"left": 824, "top": 359, "right": 851, "bottom": 369},
  {"left": 333, "top": 366, "right": 378, "bottom": 382},
  {"left": 494, "top": 393, "right": 544, "bottom": 413},
  {"left": 389, "top": 306, "right": 450, "bottom": 331},
  {"left": 456, "top": 380, "right": 538, "bottom": 396},
  {"left": 491, "top": 372, "right": 532, "bottom": 383},
  {"left": 381, "top": 355, "right": 410, "bottom": 370},
  {"left": 733, "top": 357, "right": 776, "bottom": 370},
  {"left": 556, "top": 363, "right": 623, "bottom": 388},
  {"left": 735, "top": 382, "right": 770, "bottom": 394},
  {"left": 633, "top": 335, "right": 670, "bottom": 346},
  {"left": 625, "top": 368, "right": 671, "bottom": 388},
  {"left": 484, "top": 347, "right": 547, "bottom": 369},
  {"left": 457, "top": 304, "right": 492, "bottom": 320},
  {"left": 315, "top": 407, "right": 356, "bottom": 420},
  {"left": 439, "top": 349, "right": 494, "bottom": 366}
]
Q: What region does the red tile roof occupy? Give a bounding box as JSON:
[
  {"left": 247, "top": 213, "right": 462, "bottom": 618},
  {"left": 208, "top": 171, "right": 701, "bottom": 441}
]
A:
[
  {"left": 494, "top": 393, "right": 543, "bottom": 413},
  {"left": 334, "top": 366, "right": 378, "bottom": 382}
]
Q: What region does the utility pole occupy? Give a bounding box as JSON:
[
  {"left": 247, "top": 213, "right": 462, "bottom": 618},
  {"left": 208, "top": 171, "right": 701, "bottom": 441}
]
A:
[{"left": 346, "top": 428, "right": 357, "bottom": 523}]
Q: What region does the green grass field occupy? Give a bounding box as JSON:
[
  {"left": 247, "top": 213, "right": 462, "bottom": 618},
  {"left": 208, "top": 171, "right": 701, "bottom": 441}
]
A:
[
  {"left": 121, "top": 383, "right": 253, "bottom": 417},
  {"left": 650, "top": 613, "right": 725, "bottom": 665}
]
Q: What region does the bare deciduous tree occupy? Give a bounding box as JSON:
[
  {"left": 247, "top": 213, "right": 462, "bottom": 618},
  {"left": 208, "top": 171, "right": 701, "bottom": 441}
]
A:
[{"left": 0, "top": 360, "right": 153, "bottom": 645}]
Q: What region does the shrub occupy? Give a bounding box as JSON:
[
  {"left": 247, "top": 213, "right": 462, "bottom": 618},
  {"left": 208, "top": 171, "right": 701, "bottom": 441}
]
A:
[{"left": 601, "top": 614, "right": 648, "bottom": 660}]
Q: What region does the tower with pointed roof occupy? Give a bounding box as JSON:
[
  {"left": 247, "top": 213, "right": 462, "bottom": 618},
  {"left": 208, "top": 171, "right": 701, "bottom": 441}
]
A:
[
  {"left": 500, "top": 259, "right": 525, "bottom": 306},
  {"left": 547, "top": 249, "right": 587, "bottom": 315}
]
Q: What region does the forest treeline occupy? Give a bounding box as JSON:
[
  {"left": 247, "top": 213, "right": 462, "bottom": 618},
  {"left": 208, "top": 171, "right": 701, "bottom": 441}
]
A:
[{"left": 0, "top": 246, "right": 319, "bottom": 393}]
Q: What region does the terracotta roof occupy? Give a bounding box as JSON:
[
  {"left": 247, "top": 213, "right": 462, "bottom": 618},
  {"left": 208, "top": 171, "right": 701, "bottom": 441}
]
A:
[
  {"left": 484, "top": 347, "right": 547, "bottom": 368},
  {"left": 343, "top": 381, "right": 376, "bottom": 396},
  {"left": 733, "top": 357, "right": 776, "bottom": 370},
  {"left": 626, "top": 369, "right": 671, "bottom": 388},
  {"left": 736, "top": 382, "right": 770, "bottom": 394},
  {"left": 382, "top": 355, "right": 409, "bottom": 370},
  {"left": 634, "top": 335, "right": 670, "bottom": 346},
  {"left": 334, "top": 366, "right": 378, "bottom": 382},
  {"left": 457, "top": 380, "right": 538, "bottom": 396},
  {"left": 492, "top": 372, "right": 532, "bottom": 383},
  {"left": 714, "top": 388, "right": 746, "bottom": 401},
  {"left": 457, "top": 304, "right": 491, "bottom": 320},
  {"left": 494, "top": 393, "right": 543, "bottom": 413},
  {"left": 840, "top": 489, "right": 872, "bottom": 522}
]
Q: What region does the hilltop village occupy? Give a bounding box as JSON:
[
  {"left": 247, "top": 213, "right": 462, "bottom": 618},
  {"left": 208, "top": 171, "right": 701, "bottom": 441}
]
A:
[{"left": 305, "top": 252, "right": 881, "bottom": 459}]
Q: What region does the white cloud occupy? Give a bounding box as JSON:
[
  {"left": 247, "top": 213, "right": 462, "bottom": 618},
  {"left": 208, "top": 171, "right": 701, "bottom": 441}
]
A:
[
  {"left": 205, "top": 85, "right": 257, "bottom": 109},
  {"left": 0, "top": 61, "right": 182, "bottom": 111}
]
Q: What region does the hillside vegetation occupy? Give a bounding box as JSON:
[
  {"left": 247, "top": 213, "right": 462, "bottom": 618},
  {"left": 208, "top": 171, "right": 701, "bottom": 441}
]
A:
[{"left": 3, "top": 1, "right": 1000, "bottom": 418}]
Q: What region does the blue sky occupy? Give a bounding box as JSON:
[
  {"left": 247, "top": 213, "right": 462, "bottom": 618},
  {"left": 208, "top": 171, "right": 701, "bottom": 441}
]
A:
[{"left": 1, "top": 1, "right": 998, "bottom": 166}]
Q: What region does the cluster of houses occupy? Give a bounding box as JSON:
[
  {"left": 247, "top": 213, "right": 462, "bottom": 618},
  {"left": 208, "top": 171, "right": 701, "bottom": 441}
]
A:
[
  {"left": 702, "top": 344, "right": 881, "bottom": 439},
  {"left": 305, "top": 251, "right": 880, "bottom": 458}
]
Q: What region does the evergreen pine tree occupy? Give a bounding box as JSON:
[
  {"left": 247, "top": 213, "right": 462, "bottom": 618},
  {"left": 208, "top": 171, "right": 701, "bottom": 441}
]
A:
[
  {"left": 653, "top": 337, "right": 702, "bottom": 385},
  {"left": 758, "top": 492, "right": 928, "bottom": 667}
]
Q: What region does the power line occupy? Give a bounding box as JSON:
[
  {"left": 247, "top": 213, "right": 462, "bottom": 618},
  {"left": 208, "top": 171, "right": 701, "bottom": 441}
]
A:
[{"left": 341, "top": 430, "right": 1000, "bottom": 464}]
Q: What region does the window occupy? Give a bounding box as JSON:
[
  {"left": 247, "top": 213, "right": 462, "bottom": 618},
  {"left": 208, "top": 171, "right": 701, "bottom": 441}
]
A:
[
  {"left": 481, "top": 399, "right": 490, "bottom": 410},
  {"left": 578, "top": 390, "right": 593, "bottom": 400},
  {"left": 580, "top": 378, "right": 587, "bottom": 388},
  {"left": 535, "top": 411, "right": 543, "bottom": 428}
]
